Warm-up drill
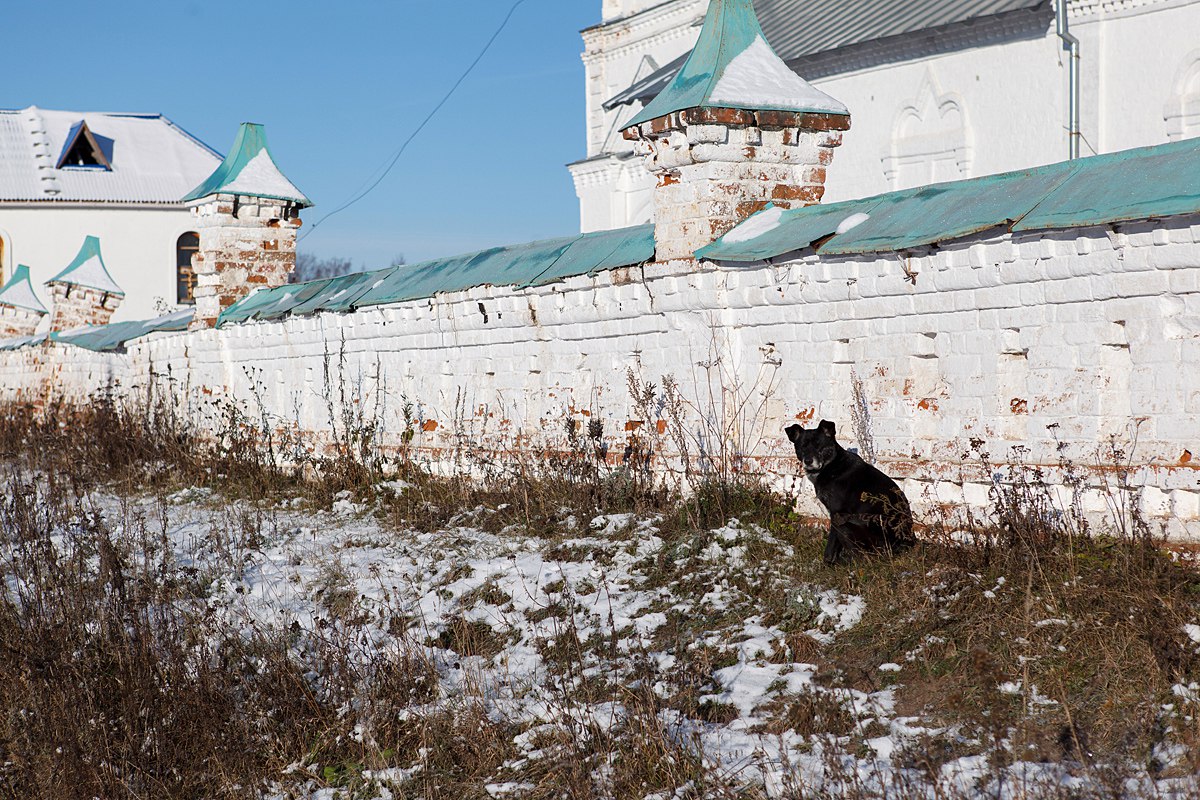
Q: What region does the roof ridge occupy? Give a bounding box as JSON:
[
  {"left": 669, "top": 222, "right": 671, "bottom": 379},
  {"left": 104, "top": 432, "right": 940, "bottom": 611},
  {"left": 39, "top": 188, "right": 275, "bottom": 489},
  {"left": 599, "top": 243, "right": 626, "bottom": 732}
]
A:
[{"left": 21, "top": 106, "right": 62, "bottom": 196}]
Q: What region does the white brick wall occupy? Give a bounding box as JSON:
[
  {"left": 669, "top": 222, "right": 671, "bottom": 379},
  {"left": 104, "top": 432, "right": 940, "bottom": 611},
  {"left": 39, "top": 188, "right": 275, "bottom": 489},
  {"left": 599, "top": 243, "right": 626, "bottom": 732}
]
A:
[{"left": 6, "top": 215, "right": 1200, "bottom": 538}]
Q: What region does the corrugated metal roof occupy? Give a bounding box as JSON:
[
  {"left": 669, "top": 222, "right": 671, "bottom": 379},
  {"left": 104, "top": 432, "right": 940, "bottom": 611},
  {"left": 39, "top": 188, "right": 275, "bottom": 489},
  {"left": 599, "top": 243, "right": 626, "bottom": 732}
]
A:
[
  {"left": 217, "top": 224, "right": 655, "bottom": 327},
  {"left": 182, "top": 122, "right": 311, "bottom": 207},
  {"left": 606, "top": 0, "right": 1048, "bottom": 110},
  {"left": 757, "top": 0, "right": 1046, "bottom": 61},
  {"left": 0, "top": 106, "right": 221, "bottom": 204},
  {"left": 625, "top": 0, "right": 846, "bottom": 130},
  {"left": 698, "top": 136, "right": 1200, "bottom": 262}
]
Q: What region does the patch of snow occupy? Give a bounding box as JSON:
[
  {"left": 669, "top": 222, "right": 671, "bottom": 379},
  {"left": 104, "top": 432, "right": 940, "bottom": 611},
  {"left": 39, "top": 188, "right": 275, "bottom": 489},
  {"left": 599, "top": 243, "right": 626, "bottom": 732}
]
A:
[
  {"left": 878, "top": 662, "right": 901, "bottom": 672},
  {"left": 720, "top": 204, "right": 784, "bottom": 244},
  {"left": 709, "top": 36, "right": 848, "bottom": 115},
  {"left": 1185, "top": 623, "right": 1200, "bottom": 650},
  {"left": 835, "top": 211, "right": 871, "bottom": 235},
  {"left": 225, "top": 149, "right": 308, "bottom": 203}
]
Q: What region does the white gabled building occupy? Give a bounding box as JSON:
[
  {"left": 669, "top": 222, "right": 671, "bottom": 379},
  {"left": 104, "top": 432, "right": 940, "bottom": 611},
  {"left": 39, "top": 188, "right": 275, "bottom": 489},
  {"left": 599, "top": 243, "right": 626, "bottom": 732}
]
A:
[
  {"left": 572, "top": 0, "right": 1200, "bottom": 232},
  {"left": 0, "top": 106, "right": 222, "bottom": 322}
]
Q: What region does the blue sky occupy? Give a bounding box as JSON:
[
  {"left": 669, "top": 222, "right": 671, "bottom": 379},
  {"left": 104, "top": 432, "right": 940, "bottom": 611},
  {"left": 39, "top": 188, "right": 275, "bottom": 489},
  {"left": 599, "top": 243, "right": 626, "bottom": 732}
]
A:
[{"left": 4, "top": 0, "right": 600, "bottom": 269}]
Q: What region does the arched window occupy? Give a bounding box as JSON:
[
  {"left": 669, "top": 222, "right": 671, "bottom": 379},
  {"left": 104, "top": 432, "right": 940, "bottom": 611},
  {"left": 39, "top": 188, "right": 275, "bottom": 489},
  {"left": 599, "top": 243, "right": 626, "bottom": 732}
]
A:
[
  {"left": 176, "top": 232, "right": 199, "bottom": 304},
  {"left": 883, "top": 71, "right": 972, "bottom": 191}
]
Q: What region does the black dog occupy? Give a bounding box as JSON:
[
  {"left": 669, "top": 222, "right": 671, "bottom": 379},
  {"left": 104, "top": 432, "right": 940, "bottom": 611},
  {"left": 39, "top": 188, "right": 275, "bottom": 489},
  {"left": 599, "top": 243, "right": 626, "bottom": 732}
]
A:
[{"left": 785, "top": 420, "right": 914, "bottom": 565}]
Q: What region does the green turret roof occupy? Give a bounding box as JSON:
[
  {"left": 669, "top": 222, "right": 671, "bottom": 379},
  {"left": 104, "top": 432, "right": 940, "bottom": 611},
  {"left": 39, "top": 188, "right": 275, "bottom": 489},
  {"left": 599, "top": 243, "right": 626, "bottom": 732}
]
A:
[
  {"left": 182, "top": 122, "right": 312, "bottom": 207},
  {"left": 623, "top": 0, "right": 847, "bottom": 130},
  {"left": 0, "top": 265, "right": 48, "bottom": 313},
  {"left": 47, "top": 236, "right": 124, "bottom": 296}
]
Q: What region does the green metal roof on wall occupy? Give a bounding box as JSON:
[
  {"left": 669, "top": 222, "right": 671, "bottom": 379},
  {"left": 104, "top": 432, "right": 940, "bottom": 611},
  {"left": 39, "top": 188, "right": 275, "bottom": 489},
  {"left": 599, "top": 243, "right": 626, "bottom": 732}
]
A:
[
  {"left": 0, "top": 333, "right": 46, "bottom": 351},
  {"left": 1014, "top": 136, "right": 1200, "bottom": 231},
  {"left": 182, "top": 122, "right": 312, "bottom": 207},
  {"left": 526, "top": 224, "right": 655, "bottom": 287},
  {"left": 623, "top": 0, "right": 847, "bottom": 131},
  {"left": 217, "top": 224, "right": 654, "bottom": 328},
  {"left": 52, "top": 307, "right": 193, "bottom": 352},
  {"left": 0, "top": 265, "right": 48, "bottom": 313},
  {"left": 47, "top": 235, "right": 125, "bottom": 295},
  {"left": 700, "top": 136, "right": 1200, "bottom": 262}
]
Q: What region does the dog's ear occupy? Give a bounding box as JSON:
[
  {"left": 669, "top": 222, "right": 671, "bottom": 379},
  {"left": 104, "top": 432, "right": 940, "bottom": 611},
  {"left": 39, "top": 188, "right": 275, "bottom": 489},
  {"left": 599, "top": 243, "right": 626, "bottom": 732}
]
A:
[
  {"left": 817, "top": 419, "right": 837, "bottom": 438},
  {"left": 784, "top": 424, "right": 803, "bottom": 443}
]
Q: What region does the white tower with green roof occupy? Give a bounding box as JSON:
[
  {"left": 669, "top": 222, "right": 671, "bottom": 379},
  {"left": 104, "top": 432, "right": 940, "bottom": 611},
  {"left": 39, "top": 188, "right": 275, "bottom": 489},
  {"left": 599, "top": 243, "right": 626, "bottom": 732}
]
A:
[
  {"left": 620, "top": 0, "right": 849, "bottom": 262},
  {"left": 45, "top": 236, "right": 125, "bottom": 332},
  {"left": 182, "top": 122, "right": 311, "bottom": 329}
]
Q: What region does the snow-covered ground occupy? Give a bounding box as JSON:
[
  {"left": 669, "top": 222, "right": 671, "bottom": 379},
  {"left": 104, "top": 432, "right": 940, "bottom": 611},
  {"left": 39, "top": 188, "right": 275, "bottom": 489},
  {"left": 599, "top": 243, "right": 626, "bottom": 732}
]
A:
[{"left": 25, "top": 484, "right": 1200, "bottom": 799}]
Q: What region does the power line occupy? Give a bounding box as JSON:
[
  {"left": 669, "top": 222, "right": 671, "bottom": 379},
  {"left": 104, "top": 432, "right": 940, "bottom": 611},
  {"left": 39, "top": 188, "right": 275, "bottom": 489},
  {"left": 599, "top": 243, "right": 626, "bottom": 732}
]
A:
[{"left": 300, "top": 0, "right": 529, "bottom": 242}]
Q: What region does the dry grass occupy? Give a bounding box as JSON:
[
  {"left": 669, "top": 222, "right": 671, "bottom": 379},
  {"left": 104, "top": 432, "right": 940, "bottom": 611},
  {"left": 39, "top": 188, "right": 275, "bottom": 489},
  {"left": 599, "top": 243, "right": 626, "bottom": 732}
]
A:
[{"left": 0, "top": 399, "right": 1199, "bottom": 798}]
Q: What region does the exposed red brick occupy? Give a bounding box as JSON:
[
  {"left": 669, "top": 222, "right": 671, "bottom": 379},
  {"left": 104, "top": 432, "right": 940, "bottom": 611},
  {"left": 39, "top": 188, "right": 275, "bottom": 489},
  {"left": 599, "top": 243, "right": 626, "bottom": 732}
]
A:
[
  {"left": 797, "top": 112, "right": 852, "bottom": 132},
  {"left": 735, "top": 200, "right": 769, "bottom": 219},
  {"left": 771, "top": 184, "right": 822, "bottom": 203},
  {"left": 681, "top": 107, "right": 754, "bottom": 126},
  {"left": 754, "top": 110, "right": 804, "bottom": 128}
]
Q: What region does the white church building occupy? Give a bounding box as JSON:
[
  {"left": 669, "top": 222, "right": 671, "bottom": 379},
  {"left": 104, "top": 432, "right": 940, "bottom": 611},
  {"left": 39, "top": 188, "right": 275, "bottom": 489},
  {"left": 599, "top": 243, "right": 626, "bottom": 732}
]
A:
[
  {"left": 0, "top": 106, "right": 222, "bottom": 322},
  {"left": 570, "top": 0, "right": 1200, "bottom": 232}
]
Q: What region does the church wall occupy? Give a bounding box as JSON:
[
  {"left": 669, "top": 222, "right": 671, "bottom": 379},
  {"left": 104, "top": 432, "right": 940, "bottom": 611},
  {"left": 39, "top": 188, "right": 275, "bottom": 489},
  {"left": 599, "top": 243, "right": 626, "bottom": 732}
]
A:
[{"left": 8, "top": 214, "right": 1200, "bottom": 539}]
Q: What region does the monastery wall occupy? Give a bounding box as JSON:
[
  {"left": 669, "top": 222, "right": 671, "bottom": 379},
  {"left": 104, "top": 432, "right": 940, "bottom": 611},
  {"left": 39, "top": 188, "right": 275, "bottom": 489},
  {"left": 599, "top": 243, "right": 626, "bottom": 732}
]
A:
[{"left": 9, "top": 213, "right": 1200, "bottom": 538}]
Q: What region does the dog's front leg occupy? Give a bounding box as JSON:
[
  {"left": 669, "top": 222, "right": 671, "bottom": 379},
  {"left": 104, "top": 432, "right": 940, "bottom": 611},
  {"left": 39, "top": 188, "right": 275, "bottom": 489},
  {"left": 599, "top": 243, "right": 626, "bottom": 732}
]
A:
[{"left": 823, "top": 520, "right": 845, "bottom": 565}]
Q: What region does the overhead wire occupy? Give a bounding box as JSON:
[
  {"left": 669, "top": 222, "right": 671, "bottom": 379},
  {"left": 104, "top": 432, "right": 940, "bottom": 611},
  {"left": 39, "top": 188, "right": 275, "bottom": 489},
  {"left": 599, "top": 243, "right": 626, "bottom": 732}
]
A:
[{"left": 300, "top": 0, "right": 529, "bottom": 242}]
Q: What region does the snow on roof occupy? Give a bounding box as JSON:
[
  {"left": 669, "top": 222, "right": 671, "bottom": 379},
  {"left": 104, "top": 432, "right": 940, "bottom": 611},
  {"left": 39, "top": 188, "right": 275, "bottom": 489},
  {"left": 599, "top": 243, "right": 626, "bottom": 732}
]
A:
[
  {"left": 0, "top": 106, "right": 222, "bottom": 204},
  {"left": 0, "top": 265, "right": 48, "bottom": 314},
  {"left": 721, "top": 204, "right": 785, "bottom": 243},
  {"left": 222, "top": 150, "right": 308, "bottom": 202},
  {"left": 47, "top": 236, "right": 125, "bottom": 296},
  {"left": 708, "top": 36, "right": 847, "bottom": 115},
  {"left": 183, "top": 122, "right": 311, "bottom": 207},
  {"left": 623, "top": 0, "right": 847, "bottom": 131}
]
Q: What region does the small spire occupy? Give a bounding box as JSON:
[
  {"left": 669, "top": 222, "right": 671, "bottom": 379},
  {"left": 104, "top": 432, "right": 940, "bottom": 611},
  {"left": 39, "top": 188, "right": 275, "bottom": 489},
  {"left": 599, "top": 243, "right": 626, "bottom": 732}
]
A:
[
  {"left": 623, "top": 0, "right": 847, "bottom": 131},
  {"left": 47, "top": 236, "right": 125, "bottom": 296},
  {"left": 0, "top": 265, "right": 48, "bottom": 314},
  {"left": 183, "top": 122, "right": 312, "bottom": 207}
]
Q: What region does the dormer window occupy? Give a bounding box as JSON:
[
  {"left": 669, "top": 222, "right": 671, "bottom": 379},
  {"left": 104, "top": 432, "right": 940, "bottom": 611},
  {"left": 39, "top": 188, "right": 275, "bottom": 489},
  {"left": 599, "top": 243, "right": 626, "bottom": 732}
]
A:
[{"left": 56, "top": 120, "right": 114, "bottom": 170}]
